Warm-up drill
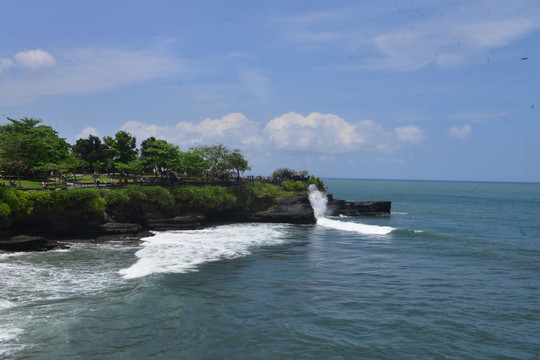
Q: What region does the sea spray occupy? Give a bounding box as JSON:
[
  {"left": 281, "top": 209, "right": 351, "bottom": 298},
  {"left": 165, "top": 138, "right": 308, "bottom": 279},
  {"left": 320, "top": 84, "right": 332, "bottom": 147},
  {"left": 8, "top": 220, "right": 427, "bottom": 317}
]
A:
[
  {"left": 308, "top": 184, "right": 395, "bottom": 235},
  {"left": 308, "top": 184, "right": 328, "bottom": 218}
]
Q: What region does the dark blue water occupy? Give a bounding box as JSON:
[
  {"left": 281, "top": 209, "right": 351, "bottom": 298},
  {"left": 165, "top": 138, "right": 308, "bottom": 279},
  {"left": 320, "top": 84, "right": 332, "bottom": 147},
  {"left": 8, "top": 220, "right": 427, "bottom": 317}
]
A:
[{"left": 1, "top": 180, "right": 539, "bottom": 359}]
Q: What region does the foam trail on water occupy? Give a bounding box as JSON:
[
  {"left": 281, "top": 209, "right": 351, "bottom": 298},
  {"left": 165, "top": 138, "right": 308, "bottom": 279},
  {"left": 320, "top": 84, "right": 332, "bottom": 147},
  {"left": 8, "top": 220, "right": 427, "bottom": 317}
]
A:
[
  {"left": 308, "top": 184, "right": 394, "bottom": 235},
  {"left": 119, "top": 223, "right": 288, "bottom": 279},
  {"left": 316, "top": 217, "right": 395, "bottom": 235}
]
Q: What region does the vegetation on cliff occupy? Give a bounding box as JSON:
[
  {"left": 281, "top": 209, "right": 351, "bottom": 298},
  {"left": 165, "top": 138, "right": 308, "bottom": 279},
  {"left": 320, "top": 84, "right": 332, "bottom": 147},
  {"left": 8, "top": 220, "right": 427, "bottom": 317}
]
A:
[
  {"left": 0, "top": 187, "right": 106, "bottom": 219},
  {"left": 0, "top": 116, "right": 326, "bottom": 228},
  {"left": 0, "top": 180, "right": 323, "bottom": 220}
]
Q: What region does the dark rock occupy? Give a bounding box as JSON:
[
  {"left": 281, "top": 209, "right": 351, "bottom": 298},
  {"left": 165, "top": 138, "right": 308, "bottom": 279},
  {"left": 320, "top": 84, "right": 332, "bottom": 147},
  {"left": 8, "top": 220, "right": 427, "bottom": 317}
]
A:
[
  {"left": 328, "top": 198, "right": 391, "bottom": 216},
  {"left": 147, "top": 215, "right": 205, "bottom": 231},
  {"left": 249, "top": 195, "right": 316, "bottom": 224},
  {"left": 100, "top": 222, "right": 143, "bottom": 234},
  {"left": 0, "top": 235, "right": 50, "bottom": 252}
]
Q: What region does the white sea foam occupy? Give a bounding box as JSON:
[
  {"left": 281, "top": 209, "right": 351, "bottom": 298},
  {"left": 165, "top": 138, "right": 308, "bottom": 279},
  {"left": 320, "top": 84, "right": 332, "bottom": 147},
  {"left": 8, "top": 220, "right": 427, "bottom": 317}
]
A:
[
  {"left": 119, "top": 223, "right": 288, "bottom": 279},
  {"left": 0, "top": 327, "right": 23, "bottom": 342},
  {"left": 0, "top": 299, "right": 16, "bottom": 310},
  {"left": 0, "top": 327, "right": 25, "bottom": 358},
  {"left": 0, "top": 243, "right": 132, "bottom": 306},
  {"left": 316, "top": 217, "right": 395, "bottom": 235},
  {"left": 308, "top": 184, "right": 395, "bottom": 235}
]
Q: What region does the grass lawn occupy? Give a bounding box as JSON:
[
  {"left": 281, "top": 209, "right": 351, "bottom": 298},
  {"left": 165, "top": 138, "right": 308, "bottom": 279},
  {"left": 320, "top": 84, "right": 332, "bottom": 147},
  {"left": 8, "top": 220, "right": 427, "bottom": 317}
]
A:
[
  {"left": 2, "top": 179, "right": 56, "bottom": 190},
  {"left": 1, "top": 174, "right": 165, "bottom": 189}
]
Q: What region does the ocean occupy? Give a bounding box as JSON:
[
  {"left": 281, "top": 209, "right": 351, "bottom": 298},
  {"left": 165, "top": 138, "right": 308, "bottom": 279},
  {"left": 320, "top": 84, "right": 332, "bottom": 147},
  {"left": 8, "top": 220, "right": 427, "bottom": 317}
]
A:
[{"left": 1, "top": 179, "right": 539, "bottom": 359}]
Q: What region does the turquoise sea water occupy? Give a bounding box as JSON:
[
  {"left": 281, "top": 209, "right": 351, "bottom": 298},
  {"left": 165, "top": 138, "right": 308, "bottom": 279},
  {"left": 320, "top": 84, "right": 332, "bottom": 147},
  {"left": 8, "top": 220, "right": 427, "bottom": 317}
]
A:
[{"left": 1, "top": 179, "right": 539, "bottom": 359}]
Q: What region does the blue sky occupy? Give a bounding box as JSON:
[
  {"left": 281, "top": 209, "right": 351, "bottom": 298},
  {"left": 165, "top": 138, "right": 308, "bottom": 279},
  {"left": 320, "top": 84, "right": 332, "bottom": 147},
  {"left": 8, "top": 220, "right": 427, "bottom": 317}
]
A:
[{"left": 1, "top": 0, "right": 539, "bottom": 182}]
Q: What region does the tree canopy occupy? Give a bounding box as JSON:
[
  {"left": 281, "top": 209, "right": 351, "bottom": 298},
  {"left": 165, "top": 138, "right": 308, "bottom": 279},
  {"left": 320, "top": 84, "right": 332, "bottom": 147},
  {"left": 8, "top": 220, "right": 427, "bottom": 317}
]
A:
[
  {"left": 140, "top": 137, "right": 181, "bottom": 176},
  {"left": 72, "top": 135, "right": 106, "bottom": 172},
  {"left": 0, "top": 116, "right": 254, "bottom": 183},
  {"left": 0, "top": 117, "right": 70, "bottom": 183}
]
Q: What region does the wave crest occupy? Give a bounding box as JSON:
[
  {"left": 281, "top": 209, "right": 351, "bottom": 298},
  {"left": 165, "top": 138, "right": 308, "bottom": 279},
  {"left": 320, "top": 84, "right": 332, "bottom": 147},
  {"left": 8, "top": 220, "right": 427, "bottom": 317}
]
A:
[{"left": 119, "top": 223, "right": 288, "bottom": 279}]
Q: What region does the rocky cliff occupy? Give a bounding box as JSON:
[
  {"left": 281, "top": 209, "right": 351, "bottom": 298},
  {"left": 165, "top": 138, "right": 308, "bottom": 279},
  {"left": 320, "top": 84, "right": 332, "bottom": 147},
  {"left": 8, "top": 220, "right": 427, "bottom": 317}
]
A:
[
  {"left": 327, "top": 195, "right": 391, "bottom": 217},
  {"left": 0, "top": 192, "right": 390, "bottom": 252}
]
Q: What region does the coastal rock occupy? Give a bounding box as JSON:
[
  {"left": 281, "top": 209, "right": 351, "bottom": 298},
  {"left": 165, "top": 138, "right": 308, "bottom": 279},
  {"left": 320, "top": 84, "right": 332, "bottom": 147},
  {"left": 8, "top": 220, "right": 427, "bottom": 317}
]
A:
[
  {"left": 100, "top": 222, "right": 143, "bottom": 234},
  {"left": 0, "top": 235, "right": 50, "bottom": 252},
  {"left": 249, "top": 195, "right": 316, "bottom": 224},
  {"left": 327, "top": 197, "right": 391, "bottom": 216},
  {"left": 147, "top": 215, "right": 205, "bottom": 231}
]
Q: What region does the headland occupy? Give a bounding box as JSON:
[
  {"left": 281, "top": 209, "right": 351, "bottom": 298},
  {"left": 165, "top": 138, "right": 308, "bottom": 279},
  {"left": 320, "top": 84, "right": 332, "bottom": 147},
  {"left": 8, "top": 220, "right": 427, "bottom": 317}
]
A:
[{"left": 0, "top": 181, "right": 390, "bottom": 252}]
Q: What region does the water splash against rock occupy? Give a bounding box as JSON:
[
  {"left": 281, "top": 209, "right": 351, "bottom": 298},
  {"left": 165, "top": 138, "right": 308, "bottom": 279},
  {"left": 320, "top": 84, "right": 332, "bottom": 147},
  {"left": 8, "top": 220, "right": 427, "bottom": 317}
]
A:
[
  {"left": 308, "top": 184, "right": 395, "bottom": 235},
  {"left": 308, "top": 184, "right": 328, "bottom": 219}
]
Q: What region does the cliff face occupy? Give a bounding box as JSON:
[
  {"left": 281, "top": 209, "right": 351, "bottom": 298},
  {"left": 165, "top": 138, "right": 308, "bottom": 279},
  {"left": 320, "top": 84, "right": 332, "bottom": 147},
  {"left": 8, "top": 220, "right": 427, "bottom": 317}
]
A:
[
  {"left": 327, "top": 198, "right": 391, "bottom": 217},
  {"left": 0, "top": 191, "right": 391, "bottom": 252},
  {"left": 0, "top": 194, "right": 316, "bottom": 251},
  {"left": 248, "top": 195, "right": 315, "bottom": 224}
]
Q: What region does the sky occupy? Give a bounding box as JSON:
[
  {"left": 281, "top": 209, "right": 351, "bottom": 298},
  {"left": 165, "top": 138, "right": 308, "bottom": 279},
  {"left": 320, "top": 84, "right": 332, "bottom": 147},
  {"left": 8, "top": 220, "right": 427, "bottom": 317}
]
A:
[{"left": 1, "top": 0, "right": 539, "bottom": 182}]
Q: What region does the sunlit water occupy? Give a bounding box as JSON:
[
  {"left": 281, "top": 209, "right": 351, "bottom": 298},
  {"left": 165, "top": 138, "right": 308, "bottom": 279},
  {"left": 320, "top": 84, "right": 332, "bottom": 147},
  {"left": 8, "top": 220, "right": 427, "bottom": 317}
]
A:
[{"left": 1, "top": 179, "right": 539, "bottom": 359}]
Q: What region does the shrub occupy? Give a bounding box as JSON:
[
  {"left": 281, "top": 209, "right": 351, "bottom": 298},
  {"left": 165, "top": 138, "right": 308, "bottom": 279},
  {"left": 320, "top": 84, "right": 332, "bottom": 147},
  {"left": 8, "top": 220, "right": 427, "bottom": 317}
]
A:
[
  {"left": 307, "top": 176, "right": 325, "bottom": 191},
  {"left": 172, "top": 185, "right": 236, "bottom": 209},
  {"left": 281, "top": 180, "right": 307, "bottom": 192},
  {"left": 0, "top": 188, "right": 33, "bottom": 217},
  {"left": 100, "top": 188, "right": 130, "bottom": 211},
  {"left": 140, "top": 186, "right": 174, "bottom": 210},
  {"left": 100, "top": 185, "right": 174, "bottom": 212},
  {"left": 0, "top": 202, "right": 10, "bottom": 218},
  {"left": 55, "top": 188, "right": 106, "bottom": 217},
  {"left": 22, "top": 188, "right": 106, "bottom": 217},
  {"left": 231, "top": 182, "right": 283, "bottom": 206}
]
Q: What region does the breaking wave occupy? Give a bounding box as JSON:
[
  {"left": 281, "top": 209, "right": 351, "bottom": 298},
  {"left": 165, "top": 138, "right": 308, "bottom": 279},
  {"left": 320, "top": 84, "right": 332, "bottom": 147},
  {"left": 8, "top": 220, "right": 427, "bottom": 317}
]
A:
[
  {"left": 308, "top": 184, "right": 395, "bottom": 235},
  {"left": 119, "top": 223, "right": 289, "bottom": 279}
]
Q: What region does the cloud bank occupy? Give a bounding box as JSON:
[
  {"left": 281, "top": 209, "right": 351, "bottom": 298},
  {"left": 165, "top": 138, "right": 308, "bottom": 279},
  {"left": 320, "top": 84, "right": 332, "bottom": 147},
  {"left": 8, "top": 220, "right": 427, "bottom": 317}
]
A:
[
  {"left": 120, "top": 112, "right": 426, "bottom": 156},
  {"left": 273, "top": 0, "right": 540, "bottom": 71}
]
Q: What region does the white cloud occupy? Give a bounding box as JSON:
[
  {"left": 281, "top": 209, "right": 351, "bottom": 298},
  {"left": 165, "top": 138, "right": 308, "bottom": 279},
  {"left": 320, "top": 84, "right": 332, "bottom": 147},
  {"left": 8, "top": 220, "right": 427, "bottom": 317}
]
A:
[
  {"left": 14, "top": 49, "right": 57, "bottom": 69},
  {"left": 448, "top": 124, "right": 472, "bottom": 139},
  {"left": 0, "top": 58, "right": 14, "bottom": 73},
  {"left": 273, "top": 1, "right": 540, "bottom": 71},
  {"left": 120, "top": 121, "right": 174, "bottom": 142},
  {"left": 121, "top": 113, "right": 264, "bottom": 150},
  {"left": 264, "top": 112, "right": 425, "bottom": 153},
  {"left": 175, "top": 113, "right": 264, "bottom": 149},
  {"left": 119, "top": 112, "right": 426, "bottom": 156},
  {"left": 264, "top": 112, "right": 363, "bottom": 153},
  {"left": 0, "top": 46, "right": 190, "bottom": 106},
  {"left": 457, "top": 19, "right": 536, "bottom": 48},
  {"left": 394, "top": 126, "right": 426, "bottom": 144},
  {"left": 363, "top": 14, "right": 540, "bottom": 71},
  {"left": 76, "top": 127, "right": 100, "bottom": 140}
]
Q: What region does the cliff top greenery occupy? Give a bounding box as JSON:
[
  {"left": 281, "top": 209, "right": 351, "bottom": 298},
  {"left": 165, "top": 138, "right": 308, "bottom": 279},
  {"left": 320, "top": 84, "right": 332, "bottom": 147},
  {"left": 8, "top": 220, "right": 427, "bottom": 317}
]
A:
[
  {"left": 0, "top": 180, "right": 323, "bottom": 219},
  {"left": 0, "top": 116, "right": 325, "bottom": 220},
  {"left": 0, "top": 116, "right": 251, "bottom": 186}
]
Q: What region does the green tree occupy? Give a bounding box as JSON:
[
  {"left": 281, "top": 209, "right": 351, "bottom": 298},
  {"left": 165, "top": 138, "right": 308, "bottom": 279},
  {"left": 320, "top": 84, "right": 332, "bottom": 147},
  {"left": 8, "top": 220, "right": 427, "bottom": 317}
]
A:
[
  {"left": 193, "top": 144, "right": 232, "bottom": 179},
  {"left": 181, "top": 149, "right": 209, "bottom": 179},
  {"left": 140, "top": 137, "right": 180, "bottom": 176},
  {"left": 0, "top": 117, "right": 70, "bottom": 184},
  {"left": 116, "top": 158, "right": 144, "bottom": 177},
  {"left": 72, "top": 135, "right": 106, "bottom": 173},
  {"left": 227, "top": 150, "right": 251, "bottom": 178},
  {"left": 272, "top": 167, "right": 295, "bottom": 180},
  {"left": 103, "top": 131, "right": 138, "bottom": 167},
  {"left": 58, "top": 154, "right": 86, "bottom": 183}
]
